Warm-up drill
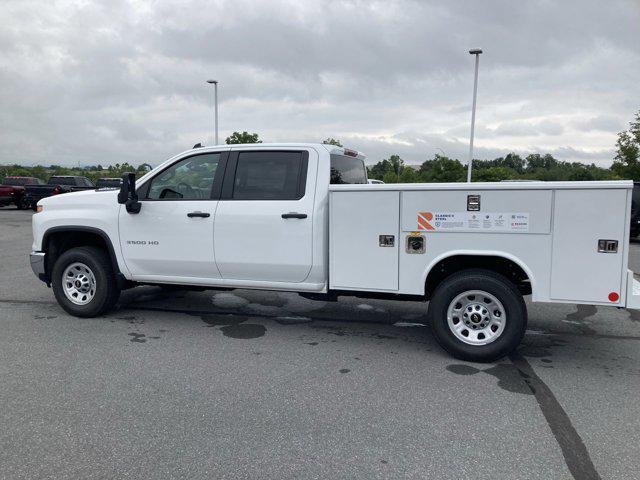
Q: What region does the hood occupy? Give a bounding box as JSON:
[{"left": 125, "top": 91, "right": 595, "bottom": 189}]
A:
[{"left": 40, "top": 188, "right": 119, "bottom": 208}]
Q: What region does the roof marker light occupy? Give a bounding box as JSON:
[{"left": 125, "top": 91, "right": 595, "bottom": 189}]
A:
[{"left": 344, "top": 148, "right": 358, "bottom": 157}]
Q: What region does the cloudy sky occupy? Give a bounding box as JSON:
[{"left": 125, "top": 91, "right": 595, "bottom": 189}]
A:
[{"left": 1, "top": 0, "right": 638, "bottom": 167}]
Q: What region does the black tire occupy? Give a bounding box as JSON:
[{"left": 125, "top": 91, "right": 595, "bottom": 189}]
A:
[
  {"left": 427, "top": 269, "right": 527, "bottom": 362},
  {"left": 51, "top": 246, "right": 120, "bottom": 317},
  {"left": 15, "top": 196, "right": 29, "bottom": 210},
  {"left": 31, "top": 201, "right": 38, "bottom": 211}
]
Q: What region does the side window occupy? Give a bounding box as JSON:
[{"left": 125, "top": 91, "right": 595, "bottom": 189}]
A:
[
  {"left": 147, "top": 153, "right": 220, "bottom": 200},
  {"left": 232, "top": 151, "right": 306, "bottom": 200}
]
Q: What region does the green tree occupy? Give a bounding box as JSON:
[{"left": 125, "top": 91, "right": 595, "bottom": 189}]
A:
[
  {"left": 419, "top": 155, "right": 465, "bottom": 182},
  {"left": 225, "top": 131, "right": 262, "bottom": 144},
  {"left": 382, "top": 171, "right": 398, "bottom": 184},
  {"left": 398, "top": 167, "right": 418, "bottom": 183},
  {"left": 388, "top": 154, "right": 404, "bottom": 177},
  {"left": 611, "top": 110, "right": 640, "bottom": 180},
  {"left": 368, "top": 159, "right": 393, "bottom": 180},
  {"left": 322, "top": 138, "right": 343, "bottom": 147},
  {"left": 367, "top": 154, "right": 404, "bottom": 181},
  {"left": 473, "top": 166, "right": 518, "bottom": 182}
]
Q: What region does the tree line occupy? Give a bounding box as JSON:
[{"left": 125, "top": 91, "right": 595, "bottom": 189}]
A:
[{"left": 2, "top": 110, "right": 639, "bottom": 183}]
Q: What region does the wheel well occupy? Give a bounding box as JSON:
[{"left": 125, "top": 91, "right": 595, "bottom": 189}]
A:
[
  {"left": 43, "top": 228, "right": 120, "bottom": 279},
  {"left": 424, "top": 255, "right": 531, "bottom": 299}
]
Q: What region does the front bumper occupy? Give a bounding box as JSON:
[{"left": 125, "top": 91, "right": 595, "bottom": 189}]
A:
[{"left": 30, "top": 251, "right": 47, "bottom": 282}]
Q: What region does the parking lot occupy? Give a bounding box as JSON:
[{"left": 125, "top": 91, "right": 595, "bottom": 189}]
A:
[{"left": 2, "top": 207, "right": 640, "bottom": 479}]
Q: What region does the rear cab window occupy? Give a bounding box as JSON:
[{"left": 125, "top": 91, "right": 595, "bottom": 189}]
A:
[
  {"left": 330, "top": 153, "right": 367, "bottom": 184},
  {"left": 222, "top": 150, "right": 309, "bottom": 201}
]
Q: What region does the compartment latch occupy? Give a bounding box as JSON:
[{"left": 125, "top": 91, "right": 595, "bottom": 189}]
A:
[
  {"left": 379, "top": 235, "right": 395, "bottom": 247},
  {"left": 598, "top": 239, "right": 618, "bottom": 253}
]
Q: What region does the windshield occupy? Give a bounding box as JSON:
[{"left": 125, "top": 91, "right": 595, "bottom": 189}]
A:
[
  {"left": 330, "top": 154, "right": 367, "bottom": 184},
  {"left": 50, "top": 177, "right": 74, "bottom": 185},
  {"left": 2, "top": 177, "right": 38, "bottom": 186}
]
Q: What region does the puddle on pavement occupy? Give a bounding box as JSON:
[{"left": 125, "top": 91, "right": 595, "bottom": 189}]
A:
[
  {"left": 200, "top": 314, "right": 248, "bottom": 327},
  {"left": 446, "top": 363, "right": 534, "bottom": 395},
  {"left": 220, "top": 324, "right": 266, "bottom": 339},
  {"left": 128, "top": 332, "right": 146, "bottom": 343},
  {"left": 275, "top": 316, "right": 313, "bottom": 325},
  {"left": 563, "top": 304, "right": 597, "bottom": 335}
]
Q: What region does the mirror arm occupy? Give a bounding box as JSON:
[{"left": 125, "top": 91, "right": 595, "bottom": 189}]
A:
[{"left": 119, "top": 172, "right": 141, "bottom": 214}]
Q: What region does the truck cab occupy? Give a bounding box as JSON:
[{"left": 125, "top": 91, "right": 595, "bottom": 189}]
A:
[{"left": 31, "top": 143, "right": 365, "bottom": 295}]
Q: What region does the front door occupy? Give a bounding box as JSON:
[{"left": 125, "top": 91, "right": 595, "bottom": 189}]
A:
[
  {"left": 214, "top": 149, "right": 316, "bottom": 283},
  {"left": 119, "top": 151, "right": 226, "bottom": 280}
]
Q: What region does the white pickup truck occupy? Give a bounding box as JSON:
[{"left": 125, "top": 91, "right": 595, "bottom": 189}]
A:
[{"left": 30, "top": 143, "right": 640, "bottom": 361}]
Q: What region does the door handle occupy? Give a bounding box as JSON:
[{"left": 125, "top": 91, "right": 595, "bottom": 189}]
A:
[
  {"left": 187, "top": 211, "right": 210, "bottom": 218},
  {"left": 281, "top": 212, "right": 307, "bottom": 219}
]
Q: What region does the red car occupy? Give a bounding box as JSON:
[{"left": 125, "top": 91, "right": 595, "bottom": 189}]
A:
[{"left": 0, "top": 176, "right": 45, "bottom": 209}]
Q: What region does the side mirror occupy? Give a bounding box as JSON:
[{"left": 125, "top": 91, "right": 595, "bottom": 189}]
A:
[
  {"left": 118, "top": 172, "right": 141, "bottom": 214},
  {"left": 117, "top": 173, "right": 130, "bottom": 204}
]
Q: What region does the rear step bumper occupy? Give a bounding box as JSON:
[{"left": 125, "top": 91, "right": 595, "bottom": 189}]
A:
[{"left": 625, "top": 270, "right": 640, "bottom": 310}]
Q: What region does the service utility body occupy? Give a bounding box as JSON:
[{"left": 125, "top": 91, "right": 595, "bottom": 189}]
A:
[{"left": 29, "top": 143, "right": 640, "bottom": 361}]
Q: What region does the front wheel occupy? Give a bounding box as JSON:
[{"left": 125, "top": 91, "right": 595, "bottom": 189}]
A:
[
  {"left": 427, "top": 269, "right": 527, "bottom": 362},
  {"left": 51, "top": 246, "right": 120, "bottom": 317},
  {"left": 16, "top": 196, "right": 29, "bottom": 210}
]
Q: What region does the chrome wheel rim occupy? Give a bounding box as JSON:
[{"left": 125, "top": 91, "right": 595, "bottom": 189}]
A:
[
  {"left": 447, "top": 290, "right": 506, "bottom": 346},
  {"left": 62, "top": 262, "right": 97, "bottom": 305}
]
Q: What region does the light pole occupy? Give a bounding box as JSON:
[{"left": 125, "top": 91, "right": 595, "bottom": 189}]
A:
[
  {"left": 206, "top": 79, "right": 219, "bottom": 145},
  {"left": 467, "top": 48, "right": 482, "bottom": 182}
]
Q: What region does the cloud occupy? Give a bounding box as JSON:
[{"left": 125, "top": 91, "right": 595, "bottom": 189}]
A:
[
  {"left": 0, "top": 0, "right": 638, "bottom": 167},
  {"left": 573, "top": 115, "right": 625, "bottom": 132}
]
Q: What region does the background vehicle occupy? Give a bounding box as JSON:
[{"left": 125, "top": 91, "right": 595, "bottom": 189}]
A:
[
  {"left": 0, "top": 176, "right": 44, "bottom": 209},
  {"left": 29, "top": 144, "right": 640, "bottom": 362},
  {"left": 367, "top": 179, "right": 384, "bottom": 184},
  {"left": 95, "top": 178, "right": 123, "bottom": 188},
  {"left": 630, "top": 182, "right": 640, "bottom": 238},
  {"left": 25, "top": 175, "right": 94, "bottom": 210}
]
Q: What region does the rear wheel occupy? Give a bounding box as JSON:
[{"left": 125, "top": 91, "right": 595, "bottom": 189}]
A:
[
  {"left": 52, "top": 246, "right": 120, "bottom": 317},
  {"left": 16, "top": 196, "right": 29, "bottom": 210},
  {"left": 427, "top": 269, "right": 527, "bottom": 362}
]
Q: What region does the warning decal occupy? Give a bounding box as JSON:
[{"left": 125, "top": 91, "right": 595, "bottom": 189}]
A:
[{"left": 417, "top": 212, "right": 529, "bottom": 232}]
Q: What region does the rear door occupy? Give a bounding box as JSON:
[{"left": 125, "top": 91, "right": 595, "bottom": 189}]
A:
[{"left": 213, "top": 148, "right": 316, "bottom": 283}]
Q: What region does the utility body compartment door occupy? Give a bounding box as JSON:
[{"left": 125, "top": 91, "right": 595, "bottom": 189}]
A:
[
  {"left": 329, "top": 190, "right": 399, "bottom": 291},
  {"left": 550, "top": 188, "right": 627, "bottom": 303}
]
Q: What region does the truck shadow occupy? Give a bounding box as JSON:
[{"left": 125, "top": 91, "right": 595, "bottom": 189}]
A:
[
  {"left": 115, "top": 286, "right": 440, "bottom": 351},
  {"left": 113, "top": 286, "right": 640, "bottom": 365}
]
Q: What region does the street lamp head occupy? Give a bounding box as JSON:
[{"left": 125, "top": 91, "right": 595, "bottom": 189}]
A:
[
  {"left": 469, "top": 48, "right": 483, "bottom": 55},
  {"left": 206, "top": 79, "right": 218, "bottom": 84}
]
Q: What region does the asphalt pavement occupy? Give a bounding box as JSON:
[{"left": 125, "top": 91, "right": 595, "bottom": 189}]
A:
[{"left": 1, "top": 207, "right": 640, "bottom": 479}]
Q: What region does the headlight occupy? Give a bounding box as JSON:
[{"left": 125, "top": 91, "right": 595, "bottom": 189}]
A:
[{"left": 36, "top": 205, "right": 43, "bottom": 213}]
